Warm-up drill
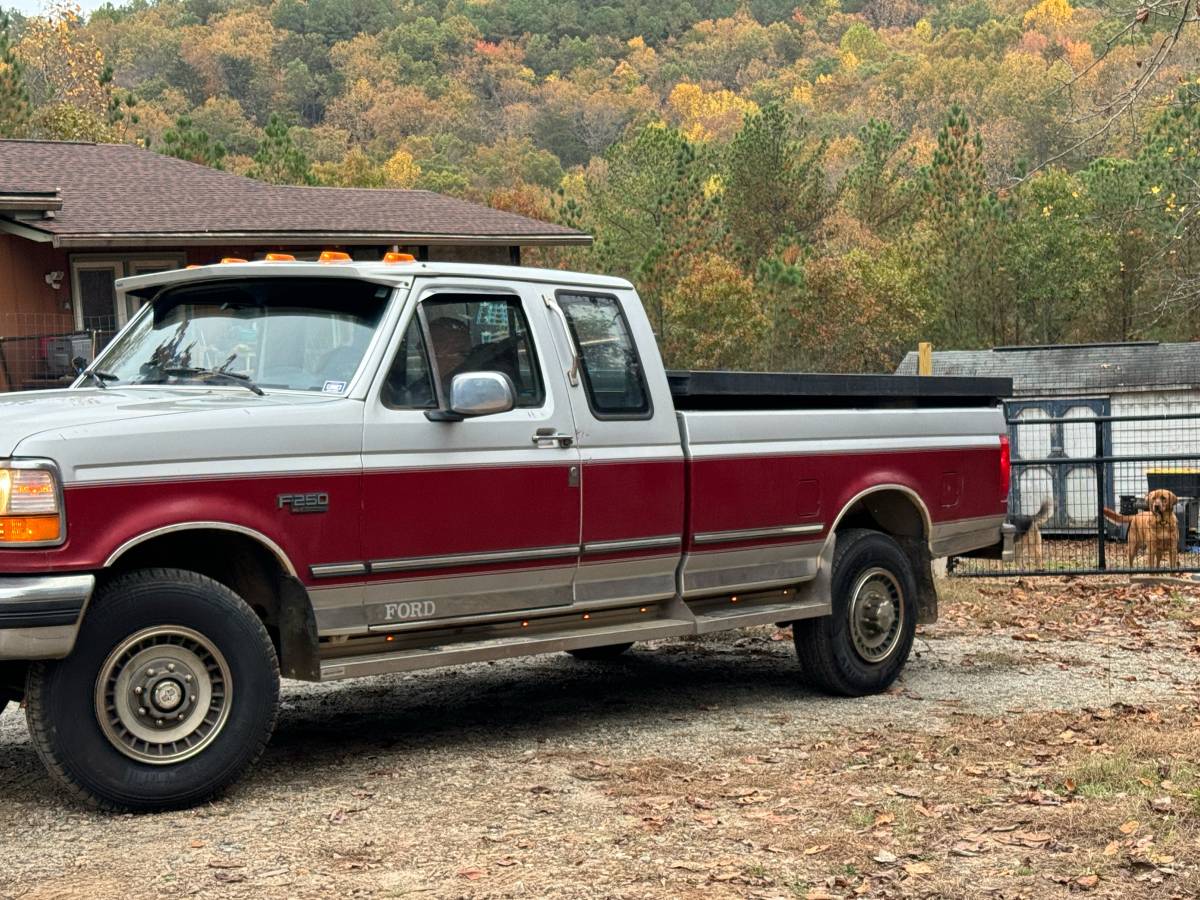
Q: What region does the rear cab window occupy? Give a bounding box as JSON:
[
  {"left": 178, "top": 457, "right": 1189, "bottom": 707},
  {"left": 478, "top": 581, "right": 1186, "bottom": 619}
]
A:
[{"left": 556, "top": 292, "right": 651, "bottom": 419}]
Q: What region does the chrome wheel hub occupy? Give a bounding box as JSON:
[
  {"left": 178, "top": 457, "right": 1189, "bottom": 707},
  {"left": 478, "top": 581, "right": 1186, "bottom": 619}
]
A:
[
  {"left": 847, "top": 568, "right": 904, "bottom": 663},
  {"left": 95, "top": 626, "right": 232, "bottom": 765}
]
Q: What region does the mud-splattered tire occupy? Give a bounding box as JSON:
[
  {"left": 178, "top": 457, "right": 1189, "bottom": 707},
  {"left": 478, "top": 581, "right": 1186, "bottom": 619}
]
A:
[
  {"left": 25, "top": 568, "right": 279, "bottom": 811},
  {"left": 793, "top": 529, "right": 917, "bottom": 696},
  {"left": 567, "top": 642, "right": 634, "bottom": 661}
]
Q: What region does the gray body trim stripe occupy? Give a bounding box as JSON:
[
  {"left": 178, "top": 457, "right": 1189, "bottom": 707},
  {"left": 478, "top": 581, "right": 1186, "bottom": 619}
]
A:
[
  {"left": 692, "top": 523, "right": 824, "bottom": 546},
  {"left": 368, "top": 544, "right": 579, "bottom": 574},
  {"left": 582, "top": 535, "right": 682, "bottom": 555},
  {"left": 311, "top": 562, "right": 369, "bottom": 578}
]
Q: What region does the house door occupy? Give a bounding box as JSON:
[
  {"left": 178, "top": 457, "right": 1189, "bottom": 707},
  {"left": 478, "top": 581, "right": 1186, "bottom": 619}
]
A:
[{"left": 71, "top": 255, "right": 186, "bottom": 335}]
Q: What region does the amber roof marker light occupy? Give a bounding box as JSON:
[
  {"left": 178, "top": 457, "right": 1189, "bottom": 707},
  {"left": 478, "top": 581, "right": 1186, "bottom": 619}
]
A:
[
  {"left": 318, "top": 250, "right": 352, "bottom": 263},
  {"left": 382, "top": 251, "right": 416, "bottom": 263}
]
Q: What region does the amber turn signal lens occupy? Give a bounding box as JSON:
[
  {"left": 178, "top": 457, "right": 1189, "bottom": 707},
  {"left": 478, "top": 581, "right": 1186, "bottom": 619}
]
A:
[{"left": 0, "top": 515, "right": 61, "bottom": 543}]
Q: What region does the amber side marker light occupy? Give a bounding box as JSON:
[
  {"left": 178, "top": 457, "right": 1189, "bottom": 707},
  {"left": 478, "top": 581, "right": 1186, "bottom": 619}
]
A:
[
  {"left": 382, "top": 251, "right": 416, "bottom": 263},
  {"left": 318, "top": 250, "right": 352, "bottom": 263}
]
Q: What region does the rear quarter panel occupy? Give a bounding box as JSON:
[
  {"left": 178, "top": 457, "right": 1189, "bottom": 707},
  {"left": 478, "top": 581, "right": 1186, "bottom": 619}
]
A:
[{"left": 676, "top": 406, "right": 1006, "bottom": 597}]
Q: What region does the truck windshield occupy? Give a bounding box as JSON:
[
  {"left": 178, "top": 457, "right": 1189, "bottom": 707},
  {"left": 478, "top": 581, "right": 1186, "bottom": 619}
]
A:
[{"left": 95, "top": 278, "right": 392, "bottom": 394}]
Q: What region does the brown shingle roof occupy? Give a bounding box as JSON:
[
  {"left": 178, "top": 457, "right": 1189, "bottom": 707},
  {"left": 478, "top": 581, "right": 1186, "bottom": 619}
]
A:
[{"left": 0, "top": 139, "right": 589, "bottom": 247}]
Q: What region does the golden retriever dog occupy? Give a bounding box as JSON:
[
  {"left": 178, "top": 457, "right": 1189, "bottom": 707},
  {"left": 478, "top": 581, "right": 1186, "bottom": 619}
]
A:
[
  {"left": 1103, "top": 488, "right": 1180, "bottom": 568},
  {"left": 1011, "top": 498, "right": 1052, "bottom": 567}
]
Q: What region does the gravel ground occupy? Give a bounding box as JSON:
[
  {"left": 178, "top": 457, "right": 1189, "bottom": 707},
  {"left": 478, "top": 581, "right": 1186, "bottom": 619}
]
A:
[{"left": 1, "top": 583, "right": 1198, "bottom": 899}]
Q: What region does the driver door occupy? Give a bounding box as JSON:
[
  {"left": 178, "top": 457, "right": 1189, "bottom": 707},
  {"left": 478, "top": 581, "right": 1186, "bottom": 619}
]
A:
[{"left": 360, "top": 280, "right": 582, "bottom": 628}]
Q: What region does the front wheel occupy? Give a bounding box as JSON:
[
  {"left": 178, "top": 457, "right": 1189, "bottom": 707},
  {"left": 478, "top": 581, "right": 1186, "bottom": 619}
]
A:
[
  {"left": 25, "top": 568, "right": 279, "bottom": 811},
  {"left": 793, "top": 529, "right": 918, "bottom": 696}
]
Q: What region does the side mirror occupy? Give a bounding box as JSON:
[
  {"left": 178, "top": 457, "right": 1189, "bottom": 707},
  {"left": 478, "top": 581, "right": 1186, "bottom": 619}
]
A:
[{"left": 427, "top": 371, "right": 515, "bottom": 421}]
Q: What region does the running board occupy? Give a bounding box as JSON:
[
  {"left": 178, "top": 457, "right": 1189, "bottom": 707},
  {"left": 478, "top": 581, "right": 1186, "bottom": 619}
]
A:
[
  {"left": 320, "top": 617, "right": 694, "bottom": 681},
  {"left": 691, "top": 598, "right": 828, "bottom": 634}
]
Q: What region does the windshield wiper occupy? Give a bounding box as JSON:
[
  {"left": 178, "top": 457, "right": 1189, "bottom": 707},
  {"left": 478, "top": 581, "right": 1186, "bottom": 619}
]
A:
[
  {"left": 162, "top": 366, "right": 265, "bottom": 396},
  {"left": 80, "top": 369, "right": 118, "bottom": 389}
]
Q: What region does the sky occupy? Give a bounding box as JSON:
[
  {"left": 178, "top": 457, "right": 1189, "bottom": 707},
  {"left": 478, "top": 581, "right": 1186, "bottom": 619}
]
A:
[{"left": 6, "top": 0, "right": 113, "bottom": 15}]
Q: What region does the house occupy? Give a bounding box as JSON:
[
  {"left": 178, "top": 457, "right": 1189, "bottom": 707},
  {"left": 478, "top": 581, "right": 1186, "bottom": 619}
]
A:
[
  {"left": 897, "top": 342, "right": 1200, "bottom": 531},
  {"left": 0, "top": 138, "right": 590, "bottom": 390}
]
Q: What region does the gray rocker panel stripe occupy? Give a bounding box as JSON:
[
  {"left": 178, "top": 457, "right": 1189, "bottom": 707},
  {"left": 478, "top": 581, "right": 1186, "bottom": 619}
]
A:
[
  {"left": 314, "top": 537, "right": 685, "bottom": 579},
  {"left": 692, "top": 523, "right": 824, "bottom": 546}
]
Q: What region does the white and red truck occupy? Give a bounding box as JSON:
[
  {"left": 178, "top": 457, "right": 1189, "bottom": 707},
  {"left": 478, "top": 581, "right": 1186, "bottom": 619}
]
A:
[{"left": 0, "top": 256, "right": 1013, "bottom": 809}]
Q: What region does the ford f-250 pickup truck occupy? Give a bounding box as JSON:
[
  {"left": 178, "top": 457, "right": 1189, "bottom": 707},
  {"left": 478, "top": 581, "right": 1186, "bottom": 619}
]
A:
[{"left": 0, "top": 256, "right": 1013, "bottom": 810}]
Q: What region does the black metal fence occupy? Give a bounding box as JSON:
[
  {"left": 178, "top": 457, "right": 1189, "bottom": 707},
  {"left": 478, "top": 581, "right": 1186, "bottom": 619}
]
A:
[{"left": 953, "top": 410, "right": 1200, "bottom": 577}]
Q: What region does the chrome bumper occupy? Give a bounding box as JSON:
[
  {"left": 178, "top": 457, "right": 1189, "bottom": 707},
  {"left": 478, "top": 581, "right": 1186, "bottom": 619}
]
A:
[{"left": 0, "top": 574, "right": 95, "bottom": 660}]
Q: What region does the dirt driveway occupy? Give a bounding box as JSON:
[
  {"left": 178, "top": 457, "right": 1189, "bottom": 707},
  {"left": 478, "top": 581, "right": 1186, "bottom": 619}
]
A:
[{"left": 2, "top": 578, "right": 1198, "bottom": 899}]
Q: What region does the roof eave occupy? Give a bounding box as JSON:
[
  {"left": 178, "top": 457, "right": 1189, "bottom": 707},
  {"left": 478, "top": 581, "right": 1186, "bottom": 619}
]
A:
[{"left": 47, "top": 230, "right": 593, "bottom": 249}]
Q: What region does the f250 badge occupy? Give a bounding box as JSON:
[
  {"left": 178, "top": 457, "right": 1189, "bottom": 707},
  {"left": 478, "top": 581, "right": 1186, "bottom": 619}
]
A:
[{"left": 277, "top": 492, "right": 329, "bottom": 514}]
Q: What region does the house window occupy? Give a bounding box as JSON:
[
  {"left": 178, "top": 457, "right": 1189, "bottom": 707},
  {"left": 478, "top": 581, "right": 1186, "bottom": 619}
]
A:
[{"left": 70, "top": 254, "right": 186, "bottom": 334}]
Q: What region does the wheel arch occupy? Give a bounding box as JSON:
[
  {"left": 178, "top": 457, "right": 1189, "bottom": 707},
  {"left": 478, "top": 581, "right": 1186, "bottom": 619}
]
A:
[
  {"left": 829, "top": 485, "right": 938, "bottom": 624},
  {"left": 101, "top": 523, "right": 319, "bottom": 680}
]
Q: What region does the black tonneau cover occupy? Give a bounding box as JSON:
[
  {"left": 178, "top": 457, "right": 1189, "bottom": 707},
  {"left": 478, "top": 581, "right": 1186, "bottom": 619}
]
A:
[{"left": 666, "top": 371, "right": 1013, "bottom": 411}]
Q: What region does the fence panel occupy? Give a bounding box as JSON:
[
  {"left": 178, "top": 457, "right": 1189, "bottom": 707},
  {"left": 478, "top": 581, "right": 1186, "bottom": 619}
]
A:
[
  {"left": 952, "top": 410, "right": 1200, "bottom": 577},
  {"left": 0, "top": 314, "right": 116, "bottom": 392}
]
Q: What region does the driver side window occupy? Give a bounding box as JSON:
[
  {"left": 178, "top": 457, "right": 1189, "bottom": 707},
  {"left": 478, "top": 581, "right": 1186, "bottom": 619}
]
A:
[{"left": 382, "top": 293, "right": 545, "bottom": 410}]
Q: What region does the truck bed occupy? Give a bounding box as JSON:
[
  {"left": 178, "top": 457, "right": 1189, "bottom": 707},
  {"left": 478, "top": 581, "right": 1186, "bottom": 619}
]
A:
[{"left": 666, "top": 371, "right": 1012, "bottom": 411}]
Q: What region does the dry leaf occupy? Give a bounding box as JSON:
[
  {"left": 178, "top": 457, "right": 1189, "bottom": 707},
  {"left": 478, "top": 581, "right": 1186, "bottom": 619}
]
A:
[
  {"left": 458, "top": 867, "right": 485, "bottom": 881},
  {"left": 1077, "top": 874, "right": 1100, "bottom": 890},
  {"left": 904, "top": 861, "right": 935, "bottom": 876},
  {"left": 803, "top": 844, "right": 831, "bottom": 855},
  {"left": 1119, "top": 820, "right": 1140, "bottom": 834}
]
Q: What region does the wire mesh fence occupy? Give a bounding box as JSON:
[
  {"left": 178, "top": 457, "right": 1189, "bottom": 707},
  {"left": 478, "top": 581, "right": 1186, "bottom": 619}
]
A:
[
  {"left": 952, "top": 408, "right": 1200, "bottom": 577},
  {"left": 0, "top": 314, "right": 116, "bottom": 392}
]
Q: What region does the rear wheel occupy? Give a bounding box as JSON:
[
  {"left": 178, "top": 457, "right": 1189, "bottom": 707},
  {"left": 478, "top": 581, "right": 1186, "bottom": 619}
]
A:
[
  {"left": 25, "top": 568, "right": 279, "bottom": 811},
  {"left": 567, "top": 642, "right": 633, "bottom": 661},
  {"left": 793, "top": 529, "right": 917, "bottom": 696}
]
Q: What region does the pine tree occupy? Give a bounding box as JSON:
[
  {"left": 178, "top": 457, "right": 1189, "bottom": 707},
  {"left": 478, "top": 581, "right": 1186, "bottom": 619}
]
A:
[
  {"left": 0, "top": 12, "right": 30, "bottom": 138},
  {"left": 161, "top": 115, "right": 227, "bottom": 169},
  {"left": 248, "top": 113, "right": 315, "bottom": 185}
]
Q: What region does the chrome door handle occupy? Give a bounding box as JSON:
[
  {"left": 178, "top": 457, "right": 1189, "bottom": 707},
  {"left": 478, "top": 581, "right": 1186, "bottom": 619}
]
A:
[
  {"left": 542, "top": 294, "right": 580, "bottom": 386},
  {"left": 533, "top": 427, "right": 574, "bottom": 448}
]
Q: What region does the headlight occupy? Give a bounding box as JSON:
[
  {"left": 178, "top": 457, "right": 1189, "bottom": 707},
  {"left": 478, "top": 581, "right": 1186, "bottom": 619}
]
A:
[{"left": 0, "top": 460, "right": 65, "bottom": 546}]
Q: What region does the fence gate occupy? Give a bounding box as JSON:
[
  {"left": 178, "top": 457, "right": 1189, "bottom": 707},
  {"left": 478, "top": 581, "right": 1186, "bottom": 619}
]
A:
[{"left": 952, "top": 408, "right": 1200, "bottom": 577}]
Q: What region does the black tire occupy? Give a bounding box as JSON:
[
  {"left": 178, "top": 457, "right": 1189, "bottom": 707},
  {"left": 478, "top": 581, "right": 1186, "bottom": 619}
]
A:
[
  {"left": 567, "top": 642, "right": 634, "bottom": 661},
  {"left": 25, "top": 568, "right": 279, "bottom": 811},
  {"left": 793, "top": 529, "right": 918, "bottom": 697}
]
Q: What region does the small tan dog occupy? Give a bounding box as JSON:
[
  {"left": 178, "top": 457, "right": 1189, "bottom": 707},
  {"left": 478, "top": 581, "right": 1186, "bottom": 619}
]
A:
[
  {"left": 1011, "top": 499, "right": 1052, "bottom": 567},
  {"left": 1103, "top": 488, "right": 1180, "bottom": 568}
]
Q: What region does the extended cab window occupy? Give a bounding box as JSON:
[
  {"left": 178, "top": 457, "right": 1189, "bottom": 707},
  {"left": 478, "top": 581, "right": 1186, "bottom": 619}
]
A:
[
  {"left": 98, "top": 278, "right": 389, "bottom": 393},
  {"left": 384, "top": 294, "right": 544, "bottom": 409},
  {"left": 557, "top": 292, "right": 650, "bottom": 418}
]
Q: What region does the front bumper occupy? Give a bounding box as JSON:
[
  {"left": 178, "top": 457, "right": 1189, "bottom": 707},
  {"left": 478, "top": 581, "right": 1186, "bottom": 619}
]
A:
[{"left": 0, "top": 574, "right": 95, "bottom": 660}]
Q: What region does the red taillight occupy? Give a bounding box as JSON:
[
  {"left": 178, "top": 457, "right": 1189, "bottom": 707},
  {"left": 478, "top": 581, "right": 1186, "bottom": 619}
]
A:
[{"left": 998, "top": 434, "right": 1011, "bottom": 503}]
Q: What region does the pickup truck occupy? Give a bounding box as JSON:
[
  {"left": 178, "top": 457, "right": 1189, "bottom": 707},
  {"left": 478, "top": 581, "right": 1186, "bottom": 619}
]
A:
[{"left": 0, "top": 257, "right": 1013, "bottom": 810}]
